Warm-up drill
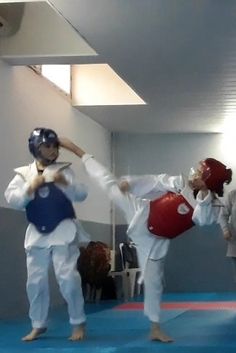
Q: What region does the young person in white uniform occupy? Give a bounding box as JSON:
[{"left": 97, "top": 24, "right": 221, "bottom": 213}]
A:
[
  {"left": 219, "top": 189, "right": 236, "bottom": 283},
  {"left": 5, "top": 128, "right": 88, "bottom": 342},
  {"left": 59, "top": 137, "right": 232, "bottom": 343}
]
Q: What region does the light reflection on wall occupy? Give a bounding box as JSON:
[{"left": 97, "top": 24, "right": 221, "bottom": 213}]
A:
[
  {"left": 221, "top": 112, "right": 236, "bottom": 159},
  {"left": 220, "top": 116, "right": 236, "bottom": 188}
]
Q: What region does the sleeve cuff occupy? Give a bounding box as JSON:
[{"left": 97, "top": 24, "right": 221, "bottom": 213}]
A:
[
  {"left": 22, "top": 182, "right": 35, "bottom": 203},
  {"left": 82, "top": 153, "right": 94, "bottom": 163}
]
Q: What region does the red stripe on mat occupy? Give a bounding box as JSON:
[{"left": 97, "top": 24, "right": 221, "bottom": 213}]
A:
[{"left": 114, "top": 301, "right": 236, "bottom": 311}]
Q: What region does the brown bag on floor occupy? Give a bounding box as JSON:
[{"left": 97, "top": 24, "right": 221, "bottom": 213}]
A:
[{"left": 77, "top": 241, "right": 111, "bottom": 289}]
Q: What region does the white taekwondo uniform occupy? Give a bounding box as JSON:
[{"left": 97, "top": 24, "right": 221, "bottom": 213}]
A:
[{"left": 5, "top": 161, "right": 88, "bottom": 328}]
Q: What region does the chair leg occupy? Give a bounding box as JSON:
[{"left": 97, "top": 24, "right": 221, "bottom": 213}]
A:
[
  {"left": 122, "top": 273, "right": 130, "bottom": 301},
  {"left": 136, "top": 282, "right": 141, "bottom": 296},
  {"left": 95, "top": 288, "right": 102, "bottom": 303},
  {"left": 85, "top": 283, "right": 91, "bottom": 302},
  {"left": 128, "top": 270, "right": 138, "bottom": 298}
]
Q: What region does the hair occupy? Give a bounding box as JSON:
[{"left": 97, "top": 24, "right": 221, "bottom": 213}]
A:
[
  {"left": 77, "top": 241, "right": 111, "bottom": 289},
  {"left": 215, "top": 168, "right": 232, "bottom": 197}
]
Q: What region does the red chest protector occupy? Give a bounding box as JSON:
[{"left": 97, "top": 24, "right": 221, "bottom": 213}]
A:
[{"left": 147, "top": 192, "right": 195, "bottom": 239}]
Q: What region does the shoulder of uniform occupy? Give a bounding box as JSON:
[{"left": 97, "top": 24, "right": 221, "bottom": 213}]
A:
[
  {"left": 14, "top": 165, "right": 31, "bottom": 180},
  {"left": 47, "top": 162, "right": 72, "bottom": 172},
  {"left": 55, "top": 162, "right": 72, "bottom": 168}
]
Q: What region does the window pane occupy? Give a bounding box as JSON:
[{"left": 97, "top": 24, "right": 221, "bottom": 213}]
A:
[{"left": 41, "top": 65, "right": 71, "bottom": 95}]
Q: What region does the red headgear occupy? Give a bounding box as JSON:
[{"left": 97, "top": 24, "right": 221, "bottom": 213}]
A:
[{"left": 200, "top": 158, "right": 232, "bottom": 196}]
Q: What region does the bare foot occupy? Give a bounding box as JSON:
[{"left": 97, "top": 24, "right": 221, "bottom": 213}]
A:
[
  {"left": 69, "top": 323, "right": 86, "bottom": 341},
  {"left": 22, "top": 327, "right": 47, "bottom": 341},
  {"left": 149, "top": 322, "right": 173, "bottom": 343}
]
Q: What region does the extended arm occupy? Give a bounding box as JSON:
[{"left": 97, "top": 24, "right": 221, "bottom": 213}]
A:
[
  {"left": 59, "top": 138, "right": 184, "bottom": 197},
  {"left": 119, "top": 174, "right": 184, "bottom": 199}
]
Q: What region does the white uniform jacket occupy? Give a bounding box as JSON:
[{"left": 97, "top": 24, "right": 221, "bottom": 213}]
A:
[
  {"left": 5, "top": 161, "right": 88, "bottom": 249},
  {"left": 219, "top": 189, "right": 236, "bottom": 257}
]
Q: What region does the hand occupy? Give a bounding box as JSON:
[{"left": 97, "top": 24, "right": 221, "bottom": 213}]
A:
[
  {"left": 27, "top": 175, "right": 45, "bottom": 195},
  {"left": 223, "top": 230, "right": 233, "bottom": 241},
  {"left": 119, "top": 180, "right": 130, "bottom": 193},
  {"left": 53, "top": 172, "right": 68, "bottom": 186},
  {"left": 59, "top": 137, "right": 85, "bottom": 158}
]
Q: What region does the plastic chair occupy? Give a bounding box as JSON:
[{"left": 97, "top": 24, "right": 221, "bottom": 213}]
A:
[{"left": 119, "top": 242, "right": 141, "bottom": 298}]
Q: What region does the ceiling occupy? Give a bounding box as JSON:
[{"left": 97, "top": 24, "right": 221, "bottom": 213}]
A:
[{"left": 3, "top": 0, "right": 236, "bottom": 133}]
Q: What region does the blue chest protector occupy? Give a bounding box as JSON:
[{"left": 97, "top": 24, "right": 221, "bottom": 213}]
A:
[{"left": 26, "top": 182, "right": 76, "bottom": 234}]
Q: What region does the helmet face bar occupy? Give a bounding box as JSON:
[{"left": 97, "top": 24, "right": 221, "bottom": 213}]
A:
[{"left": 28, "top": 128, "right": 59, "bottom": 165}]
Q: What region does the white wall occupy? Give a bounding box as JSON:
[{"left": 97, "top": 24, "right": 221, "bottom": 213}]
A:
[
  {"left": 0, "top": 59, "right": 111, "bottom": 224},
  {"left": 113, "top": 132, "right": 236, "bottom": 224}
]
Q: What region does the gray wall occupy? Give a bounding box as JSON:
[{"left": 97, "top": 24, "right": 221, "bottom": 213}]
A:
[
  {"left": 165, "top": 225, "right": 234, "bottom": 292},
  {"left": 0, "top": 208, "right": 28, "bottom": 318}
]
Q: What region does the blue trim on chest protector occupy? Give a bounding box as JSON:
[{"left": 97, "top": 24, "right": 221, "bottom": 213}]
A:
[{"left": 26, "top": 182, "right": 76, "bottom": 234}]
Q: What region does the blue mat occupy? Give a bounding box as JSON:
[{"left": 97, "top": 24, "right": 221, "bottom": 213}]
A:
[{"left": 1, "top": 293, "right": 236, "bottom": 353}]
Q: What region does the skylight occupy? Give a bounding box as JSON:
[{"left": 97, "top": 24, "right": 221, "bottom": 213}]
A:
[{"left": 41, "top": 65, "right": 71, "bottom": 95}]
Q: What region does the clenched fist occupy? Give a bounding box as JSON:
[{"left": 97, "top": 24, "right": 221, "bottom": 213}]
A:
[
  {"left": 27, "top": 175, "right": 45, "bottom": 196},
  {"left": 53, "top": 172, "right": 68, "bottom": 186}
]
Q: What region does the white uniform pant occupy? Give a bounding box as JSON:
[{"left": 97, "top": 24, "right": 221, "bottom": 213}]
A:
[
  {"left": 143, "top": 258, "right": 165, "bottom": 323},
  {"left": 108, "top": 188, "right": 167, "bottom": 323},
  {"left": 25, "top": 244, "right": 85, "bottom": 329}
]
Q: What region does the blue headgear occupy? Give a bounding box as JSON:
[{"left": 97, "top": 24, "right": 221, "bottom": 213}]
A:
[{"left": 28, "top": 128, "right": 59, "bottom": 164}]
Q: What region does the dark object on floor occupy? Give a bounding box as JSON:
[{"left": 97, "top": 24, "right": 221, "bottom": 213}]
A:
[{"left": 78, "top": 241, "right": 116, "bottom": 301}]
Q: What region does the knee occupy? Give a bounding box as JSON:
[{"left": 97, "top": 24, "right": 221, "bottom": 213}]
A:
[
  {"left": 27, "top": 277, "right": 47, "bottom": 294},
  {"left": 59, "top": 273, "right": 81, "bottom": 296}
]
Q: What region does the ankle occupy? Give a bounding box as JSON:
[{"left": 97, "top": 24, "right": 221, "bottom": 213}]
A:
[{"left": 151, "top": 322, "right": 160, "bottom": 330}]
